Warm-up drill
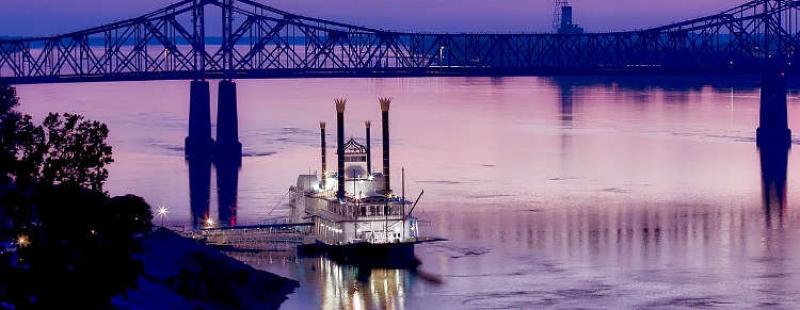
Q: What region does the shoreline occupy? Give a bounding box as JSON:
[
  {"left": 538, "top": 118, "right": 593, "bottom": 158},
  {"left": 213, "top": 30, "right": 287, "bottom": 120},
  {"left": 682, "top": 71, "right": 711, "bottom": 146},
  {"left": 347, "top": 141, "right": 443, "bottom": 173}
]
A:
[{"left": 114, "top": 228, "right": 298, "bottom": 309}]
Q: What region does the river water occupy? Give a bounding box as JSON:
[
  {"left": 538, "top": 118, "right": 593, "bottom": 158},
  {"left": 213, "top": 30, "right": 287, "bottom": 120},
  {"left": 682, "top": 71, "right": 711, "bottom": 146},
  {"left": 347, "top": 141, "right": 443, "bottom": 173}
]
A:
[{"left": 15, "top": 76, "right": 800, "bottom": 308}]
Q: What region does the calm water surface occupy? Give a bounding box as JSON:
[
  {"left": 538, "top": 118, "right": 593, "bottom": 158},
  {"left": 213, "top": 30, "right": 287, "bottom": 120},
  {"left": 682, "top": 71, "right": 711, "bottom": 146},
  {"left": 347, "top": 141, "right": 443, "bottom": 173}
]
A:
[{"left": 16, "top": 76, "right": 800, "bottom": 308}]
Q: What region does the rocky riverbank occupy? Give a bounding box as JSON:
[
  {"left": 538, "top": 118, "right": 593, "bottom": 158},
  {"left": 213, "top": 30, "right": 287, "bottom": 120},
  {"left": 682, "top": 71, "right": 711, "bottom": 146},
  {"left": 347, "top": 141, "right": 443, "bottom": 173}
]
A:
[{"left": 113, "top": 229, "right": 298, "bottom": 309}]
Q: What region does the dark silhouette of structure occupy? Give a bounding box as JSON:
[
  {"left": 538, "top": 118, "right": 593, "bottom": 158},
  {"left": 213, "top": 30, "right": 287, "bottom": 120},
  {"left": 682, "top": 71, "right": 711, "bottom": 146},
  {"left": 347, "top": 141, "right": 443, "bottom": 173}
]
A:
[
  {"left": 757, "top": 60, "right": 792, "bottom": 148},
  {"left": 554, "top": 1, "right": 583, "bottom": 34},
  {"left": 320, "top": 122, "right": 328, "bottom": 189},
  {"left": 380, "top": 98, "right": 392, "bottom": 194},
  {"left": 186, "top": 80, "right": 213, "bottom": 157},
  {"left": 215, "top": 80, "right": 242, "bottom": 159},
  {"left": 0, "top": 0, "right": 797, "bottom": 84},
  {"left": 336, "top": 99, "right": 346, "bottom": 200},
  {"left": 365, "top": 121, "right": 372, "bottom": 175},
  {"left": 0, "top": 0, "right": 795, "bottom": 158}
]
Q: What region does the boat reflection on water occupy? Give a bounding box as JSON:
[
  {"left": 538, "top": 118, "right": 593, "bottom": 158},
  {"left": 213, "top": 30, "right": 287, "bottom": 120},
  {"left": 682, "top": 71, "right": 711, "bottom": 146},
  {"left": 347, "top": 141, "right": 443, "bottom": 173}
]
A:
[
  {"left": 308, "top": 258, "right": 412, "bottom": 309},
  {"left": 224, "top": 250, "right": 432, "bottom": 310}
]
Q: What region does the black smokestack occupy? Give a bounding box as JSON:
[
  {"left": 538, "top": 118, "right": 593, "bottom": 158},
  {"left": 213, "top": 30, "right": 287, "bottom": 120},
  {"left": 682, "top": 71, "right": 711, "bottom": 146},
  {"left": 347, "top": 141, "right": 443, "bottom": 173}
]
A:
[
  {"left": 320, "top": 121, "right": 327, "bottom": 189},
  {"left": 380, "top": 98, "right": 391, "bottom": 194},
  {"left": 336, "top": 99, "right": 346, "bottom": 200},
  {"left": 365, "top": 121, "right": 372, "bottom": 175}
]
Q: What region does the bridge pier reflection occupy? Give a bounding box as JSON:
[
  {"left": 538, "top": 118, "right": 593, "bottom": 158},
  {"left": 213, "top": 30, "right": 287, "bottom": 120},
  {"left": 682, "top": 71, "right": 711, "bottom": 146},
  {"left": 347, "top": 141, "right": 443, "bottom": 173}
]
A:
[
  {"left": 216, "top": 157, "right": 241, "bottom": 228},
  {"left": 757, "top": 60, "right": 791, "bottom": 228},
  {"left": 186, "top": 79, "right": 243, "bottom": 228},
  {"left": 759, "top": 145, "right": 789, "bottom": 229},
  {"left": 187, "top": 157, "right": 212, "bottom": 229},
  {"left": 187, "top": 157, "right": 241, "bottom": 229}
]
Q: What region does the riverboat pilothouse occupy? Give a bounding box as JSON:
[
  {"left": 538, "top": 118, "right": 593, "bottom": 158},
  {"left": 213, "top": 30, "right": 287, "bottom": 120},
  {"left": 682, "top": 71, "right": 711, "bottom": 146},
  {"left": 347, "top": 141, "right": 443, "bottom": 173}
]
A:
[{"left": 289, "top": 98, "right": 430, "bottom": 266}]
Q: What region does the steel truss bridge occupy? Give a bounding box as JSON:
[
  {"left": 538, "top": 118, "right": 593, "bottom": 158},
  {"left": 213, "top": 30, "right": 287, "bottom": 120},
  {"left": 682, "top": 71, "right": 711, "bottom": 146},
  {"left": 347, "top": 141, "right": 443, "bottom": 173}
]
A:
[{"left": 0, "top": 0, "right": 799, "bottom": 84}]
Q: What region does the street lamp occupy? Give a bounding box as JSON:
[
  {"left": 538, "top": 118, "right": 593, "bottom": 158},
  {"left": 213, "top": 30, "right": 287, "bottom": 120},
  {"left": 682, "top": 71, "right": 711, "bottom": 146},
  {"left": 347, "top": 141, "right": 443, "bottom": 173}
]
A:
[
  {"left": 157, "top": 205, "right": 169, "bottom": 227},
  {"left": 205, "top": 217, "right": 215, "bottom": 228},
  {"left": 17, "top": 235, "right": 29, "bottom": 248}
]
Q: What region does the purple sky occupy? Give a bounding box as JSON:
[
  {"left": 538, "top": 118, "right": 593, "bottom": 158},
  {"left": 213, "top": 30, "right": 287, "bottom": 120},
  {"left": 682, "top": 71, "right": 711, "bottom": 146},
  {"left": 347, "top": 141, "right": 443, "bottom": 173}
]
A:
[{"left": 0, "top": 0, "right": 741, "bottom": 36}]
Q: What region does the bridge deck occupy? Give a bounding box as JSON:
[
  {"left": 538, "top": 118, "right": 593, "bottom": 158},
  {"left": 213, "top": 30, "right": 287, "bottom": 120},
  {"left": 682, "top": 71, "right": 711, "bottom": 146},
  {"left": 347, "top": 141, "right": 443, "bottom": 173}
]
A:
[{"left": 1, "top": 0, "right": 796, "bottom": 84}]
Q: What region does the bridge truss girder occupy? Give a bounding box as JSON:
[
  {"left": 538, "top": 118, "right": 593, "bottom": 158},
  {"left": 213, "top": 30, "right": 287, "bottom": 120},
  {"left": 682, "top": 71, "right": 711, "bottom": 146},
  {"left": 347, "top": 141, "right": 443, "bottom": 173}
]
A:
[{"left": 1, "top": 0, "right": 799, "bottom": 84}]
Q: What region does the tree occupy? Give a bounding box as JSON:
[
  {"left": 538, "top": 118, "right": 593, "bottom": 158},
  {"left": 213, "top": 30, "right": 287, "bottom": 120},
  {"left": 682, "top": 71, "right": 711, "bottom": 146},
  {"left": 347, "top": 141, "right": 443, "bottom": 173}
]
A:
[
  {"left": 0, "top": 82, "right": 19, "bottom": 116},
  {"left": 1, "top": 186, "right": 153, "bottom": 308},
  {"left": 39, "top": 113, "right": 113, "bottom": 191},
  {"left": 0, "top": 83, "right": 22, "bottom": 183},
  {"left": 106, "top": 194, "right": 154, "bottom": 236},
  {"left": 0, "top": 114, "right": 46, "bottom": 187},
  {"left": 0, "top": 83, "right": 46, "bottom": 187},
  {"left": 1, "top": 83, "right": 113, "bottom": 190},
  {"left": 0, "top": 83, "right": 151, "bottom": 308}
]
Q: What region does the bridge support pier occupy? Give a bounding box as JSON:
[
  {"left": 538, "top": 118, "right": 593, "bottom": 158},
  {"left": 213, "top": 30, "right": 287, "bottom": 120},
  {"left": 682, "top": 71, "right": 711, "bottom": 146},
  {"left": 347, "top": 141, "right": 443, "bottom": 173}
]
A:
[
  {"left": 756, "top": 62, "right": 792, "bottom": 149},
  {"left": 186, "top": 80, "right": 214, "bottom": 158},
  {"left": 215, "top": 79, "right": 242, "bottom": 160}
]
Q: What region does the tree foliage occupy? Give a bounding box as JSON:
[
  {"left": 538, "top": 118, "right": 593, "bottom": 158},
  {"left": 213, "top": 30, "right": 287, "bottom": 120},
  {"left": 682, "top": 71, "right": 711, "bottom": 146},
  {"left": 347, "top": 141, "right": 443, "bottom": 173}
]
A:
[
  {"left": 0, "top": 82, "right": 152, "bottom": 307},
  {"left": 40, "top": 113, "right": 113, "bottom": 191},
  {"left": 1, "top": 186, "right": 152, "bottom": 308},
  {"left": 0, "top": 83, "right": 19, "bottom": 116},
  {"left": 0, "top": 113, "right": 46, "bottom": 187},
  {"left": 0, "top": 83, "right": 113, "bottom": 191},
  {"left": 0, "top": 84, "right": 44, "bottom": 186}
]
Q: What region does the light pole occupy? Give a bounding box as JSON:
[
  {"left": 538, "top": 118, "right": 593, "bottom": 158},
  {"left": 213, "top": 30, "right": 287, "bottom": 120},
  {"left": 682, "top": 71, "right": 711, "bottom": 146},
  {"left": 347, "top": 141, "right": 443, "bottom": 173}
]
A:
[{"left": 157, "top": 205, "right": 169, "bottom": 227}]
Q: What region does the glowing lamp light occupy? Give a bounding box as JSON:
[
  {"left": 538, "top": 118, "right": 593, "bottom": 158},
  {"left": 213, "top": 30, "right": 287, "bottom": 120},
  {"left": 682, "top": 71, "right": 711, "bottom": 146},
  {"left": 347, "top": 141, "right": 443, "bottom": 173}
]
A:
[
  {"left": 205, "top": 217, "right": 215, "bottom": 228},
  {"left": 17, "top": 235, "right": 30, "bottom": 247},
  {"left": 157, "top": 205, "right": 169, "bottom": 227}
]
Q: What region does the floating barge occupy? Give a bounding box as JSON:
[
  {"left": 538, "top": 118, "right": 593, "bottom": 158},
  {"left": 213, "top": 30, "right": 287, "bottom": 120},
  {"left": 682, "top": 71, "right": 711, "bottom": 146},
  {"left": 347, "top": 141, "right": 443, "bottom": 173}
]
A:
[{"left": 288, "top": 98, "right": 436, "bottom": 267}]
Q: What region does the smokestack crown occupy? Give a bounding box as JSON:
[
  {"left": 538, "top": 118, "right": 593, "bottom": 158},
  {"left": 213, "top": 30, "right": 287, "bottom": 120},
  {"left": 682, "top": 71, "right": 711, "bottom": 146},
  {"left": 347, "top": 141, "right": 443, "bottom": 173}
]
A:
[
  {"left": 379, "top": 97, "right": 391, "bottom": 112},
  {"left": 320, "top": 121, "right": 326, "bottom": 130},
  {"left": 335, "top": 98, "right": 347, "bottom": 113},
  {"left": 365, "top": 120, "right": 371, "bottom": 128}
]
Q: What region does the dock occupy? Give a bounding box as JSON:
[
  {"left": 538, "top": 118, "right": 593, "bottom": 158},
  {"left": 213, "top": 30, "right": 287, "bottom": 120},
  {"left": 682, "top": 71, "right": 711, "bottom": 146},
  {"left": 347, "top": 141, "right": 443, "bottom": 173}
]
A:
[{"left": 181, "top": 223, "right": 314, "bottom": 252}]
